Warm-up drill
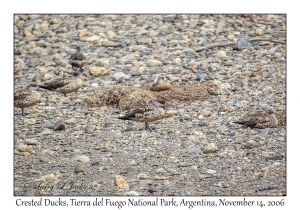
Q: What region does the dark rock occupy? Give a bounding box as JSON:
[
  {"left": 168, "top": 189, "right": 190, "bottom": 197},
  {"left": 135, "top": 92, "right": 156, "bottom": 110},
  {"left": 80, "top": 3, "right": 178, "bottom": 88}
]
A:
[{"left": 53, "top": 119, "right": 65, "bottom": 131}]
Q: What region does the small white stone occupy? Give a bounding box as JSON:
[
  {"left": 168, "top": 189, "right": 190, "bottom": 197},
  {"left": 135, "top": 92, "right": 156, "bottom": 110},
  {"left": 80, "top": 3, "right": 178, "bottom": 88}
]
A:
[
  {"left": 216, "top": 50, "right": 226, "bottom": 58},
  {"left": 125, "top": 191, "right": 139, "bottom": 196},
  {"left": 113, "top": 72, "right": 127, "bottom": 80},
  {"left": 206, "top": 169, "right": 216, "bottom": 174},
  {"left": 78, "top": 156, "right": 90, "bottom": 162}
]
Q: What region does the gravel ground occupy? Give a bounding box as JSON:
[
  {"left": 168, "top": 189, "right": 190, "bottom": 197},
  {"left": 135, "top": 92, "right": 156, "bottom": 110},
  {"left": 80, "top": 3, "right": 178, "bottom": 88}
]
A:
[{"left": 14, "top": 14, "right": 286, "bottom": 196}]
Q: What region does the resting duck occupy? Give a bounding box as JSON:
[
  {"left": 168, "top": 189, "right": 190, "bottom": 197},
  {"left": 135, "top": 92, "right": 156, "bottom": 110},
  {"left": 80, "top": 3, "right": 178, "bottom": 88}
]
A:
[
  {"left": 233, "top": 109, "right": 278, "bottom": 128},
  {"left": 38, "top": 71, "right": 82, "bottom": 97},
  {"left": 151, "top": 77, "right": 172, "bottom": 91},
  {"left": 118, "top": 99, "right": 172, "bottom": 131}
]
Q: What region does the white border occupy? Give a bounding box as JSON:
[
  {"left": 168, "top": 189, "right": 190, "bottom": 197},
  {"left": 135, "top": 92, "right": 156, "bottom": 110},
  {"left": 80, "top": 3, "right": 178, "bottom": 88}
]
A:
[{"left": 3, "top": 0, "right": 297, "bottom": 209}]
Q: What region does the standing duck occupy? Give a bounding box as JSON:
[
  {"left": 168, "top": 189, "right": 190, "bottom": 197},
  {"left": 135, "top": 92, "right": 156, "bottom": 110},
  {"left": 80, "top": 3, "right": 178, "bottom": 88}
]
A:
[
  {"left": 14, "top": 84, "right": 42, "bottom": 116},
  {"left": 69, "top": 46, "right": 87, "bottom": 72}
]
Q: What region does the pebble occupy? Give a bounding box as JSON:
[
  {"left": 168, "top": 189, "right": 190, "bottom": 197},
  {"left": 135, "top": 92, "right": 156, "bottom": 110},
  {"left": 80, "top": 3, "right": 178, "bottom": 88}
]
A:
[
  {"left": 107, "top": 31, "right": 116, "bottom": 37},
  {"left": 53, "top": 119, "right": 65, "bottom": 131},
  {"left": 139, "top": 180, "right": 153, "bottom": 187},
  {"left": 78, "top": 156, "right": 90, "bottom": 162},
  {"left": 203, "top": 143, "right": 218, "bottom": 153},
  {"left": 17, "top": 143, "right": 31, "bottom": 152},
  {"left": 262, "top": 151, "right": 270, "bottom": 157},
  {"left": 39, "top": 173, "right": 57, "bottom": 181},
  {"left": 234, "top": 151, "right": 244, "bottom": 157},
  {"left": 216, "top": 125, "right": 227, "bottom": 132},
  {"left": 24, "top": 119, "right": 36, "bottom": 125},
  {"left": 113, "top": 72, "right": 127, "bottom": 80},
  {"left": 85, "top": 35, "right": 100, "bottom": 43},
  {"left": 96, "top": 59, "right": 110, "bottom": 68},
  {"left": 216, "top": 50, "right": 226, "bottom": 58},
  {"left": 24, "top": 139, "right": 39, "bottom": 145},
  {"left": 124, "top": 191, "right": 139, "bottom": 196},
  {"left": 89, "top": 67, "right": 108, "bottom": 75},
  {"left": 234, "top": 37, "right": 249, "bottom": 50},
  {"left": 244, "top": 140, "right": 259, "bottom": 149},
  {"left": 256, "top": 28, "right": 264, "bottom": 36},
  {"left": 251, "top": 72, "right": 263, "bottom": 77},
  {"left": 274, "top": 52, "right": 281, "bottom": 58},
  {"left": 260, "top": 128, "right": 271, "bottom": 136},
  {"left": 227, "top": 34, "right": 235, "bottom": 40},
  {"left": 65, "top": 118, "right": 76, "bottom": 124},
  {"left": 75, "top": 164, "right": 86, "bottom": 173},
  {"left": 147, "top": 59, "right": 162, "bottom": 66},
  {"left": 188, "top": 148, "right": 202, "bottom": 155},
  {"left": 172, "top": 58, "right": 181, "bottom": 65},
  {"left": 196, "top": 73, "right": 207, "bottom": 81},
  {"left": 115, "top": 175, "right": 130, "bottom": 190},
  {"left": 50, "top": 18, "right": 59, "bottom": 24},
  {"left": 137, "top": 37, "right": 152, "bottom": 45},
  {"left": 44, "top": 123, "right": 54, "bottom": 128},
  {"left": 40, "top": 129, "right": 53, "bottom": 135},
  {"left": 137, "top": 173, "right": 148, "bottom": 179},
  {"left": 206, "top": 169, "right": 216, "bottom": 174},
  {"left": 250, "top": 15, "right": 260, "bottom": 22},
  {"left": 39, "top": 156, "right": 50, "bottom": 163},
  {"left": 24, "top": 30, "right": 34, "bottom": 38}
]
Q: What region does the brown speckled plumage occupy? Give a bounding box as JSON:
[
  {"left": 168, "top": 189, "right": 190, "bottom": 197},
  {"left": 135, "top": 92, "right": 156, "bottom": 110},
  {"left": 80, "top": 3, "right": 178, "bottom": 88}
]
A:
[
  {"left": 69, "top": 46, "right": 87, "bottom": 71},
  {"left": 151, "top": 77, "right": 172, "bottom": 91},
  {"left": 118, "top": 99, "right": 169, "bottom": 131},
  {"left": 38, "top": 71, "right": 82, "bottom": 96},
  {"left": 233, "top": 109, "right": 278, "bottom": 129},
  {"left": 14, "top": 58, "right": 25, "bottom": 74},
  {"left": 14, "top": 84, "right": 41, "bottom": 115}
]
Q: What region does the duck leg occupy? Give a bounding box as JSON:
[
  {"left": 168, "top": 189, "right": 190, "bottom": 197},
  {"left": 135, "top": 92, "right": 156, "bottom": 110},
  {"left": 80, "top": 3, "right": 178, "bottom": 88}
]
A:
[
  {"left": 145, "top": 122, "right": 152, "bottom": 132},
  {"left": 21, "top": 108, "right": 25, "bottom": 116}
]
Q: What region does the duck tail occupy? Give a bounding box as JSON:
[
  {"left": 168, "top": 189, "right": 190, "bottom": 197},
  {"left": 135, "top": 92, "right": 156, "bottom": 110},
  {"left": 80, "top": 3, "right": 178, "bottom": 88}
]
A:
[
  {"left": 38, "top": 85, "right": 51, "bottom": 91},
  {"left": 232, "top": 121, "right": 243, "bottom": 125},
  {"left": 118, "top": 116, "right": 130, "bottom": 120}
]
